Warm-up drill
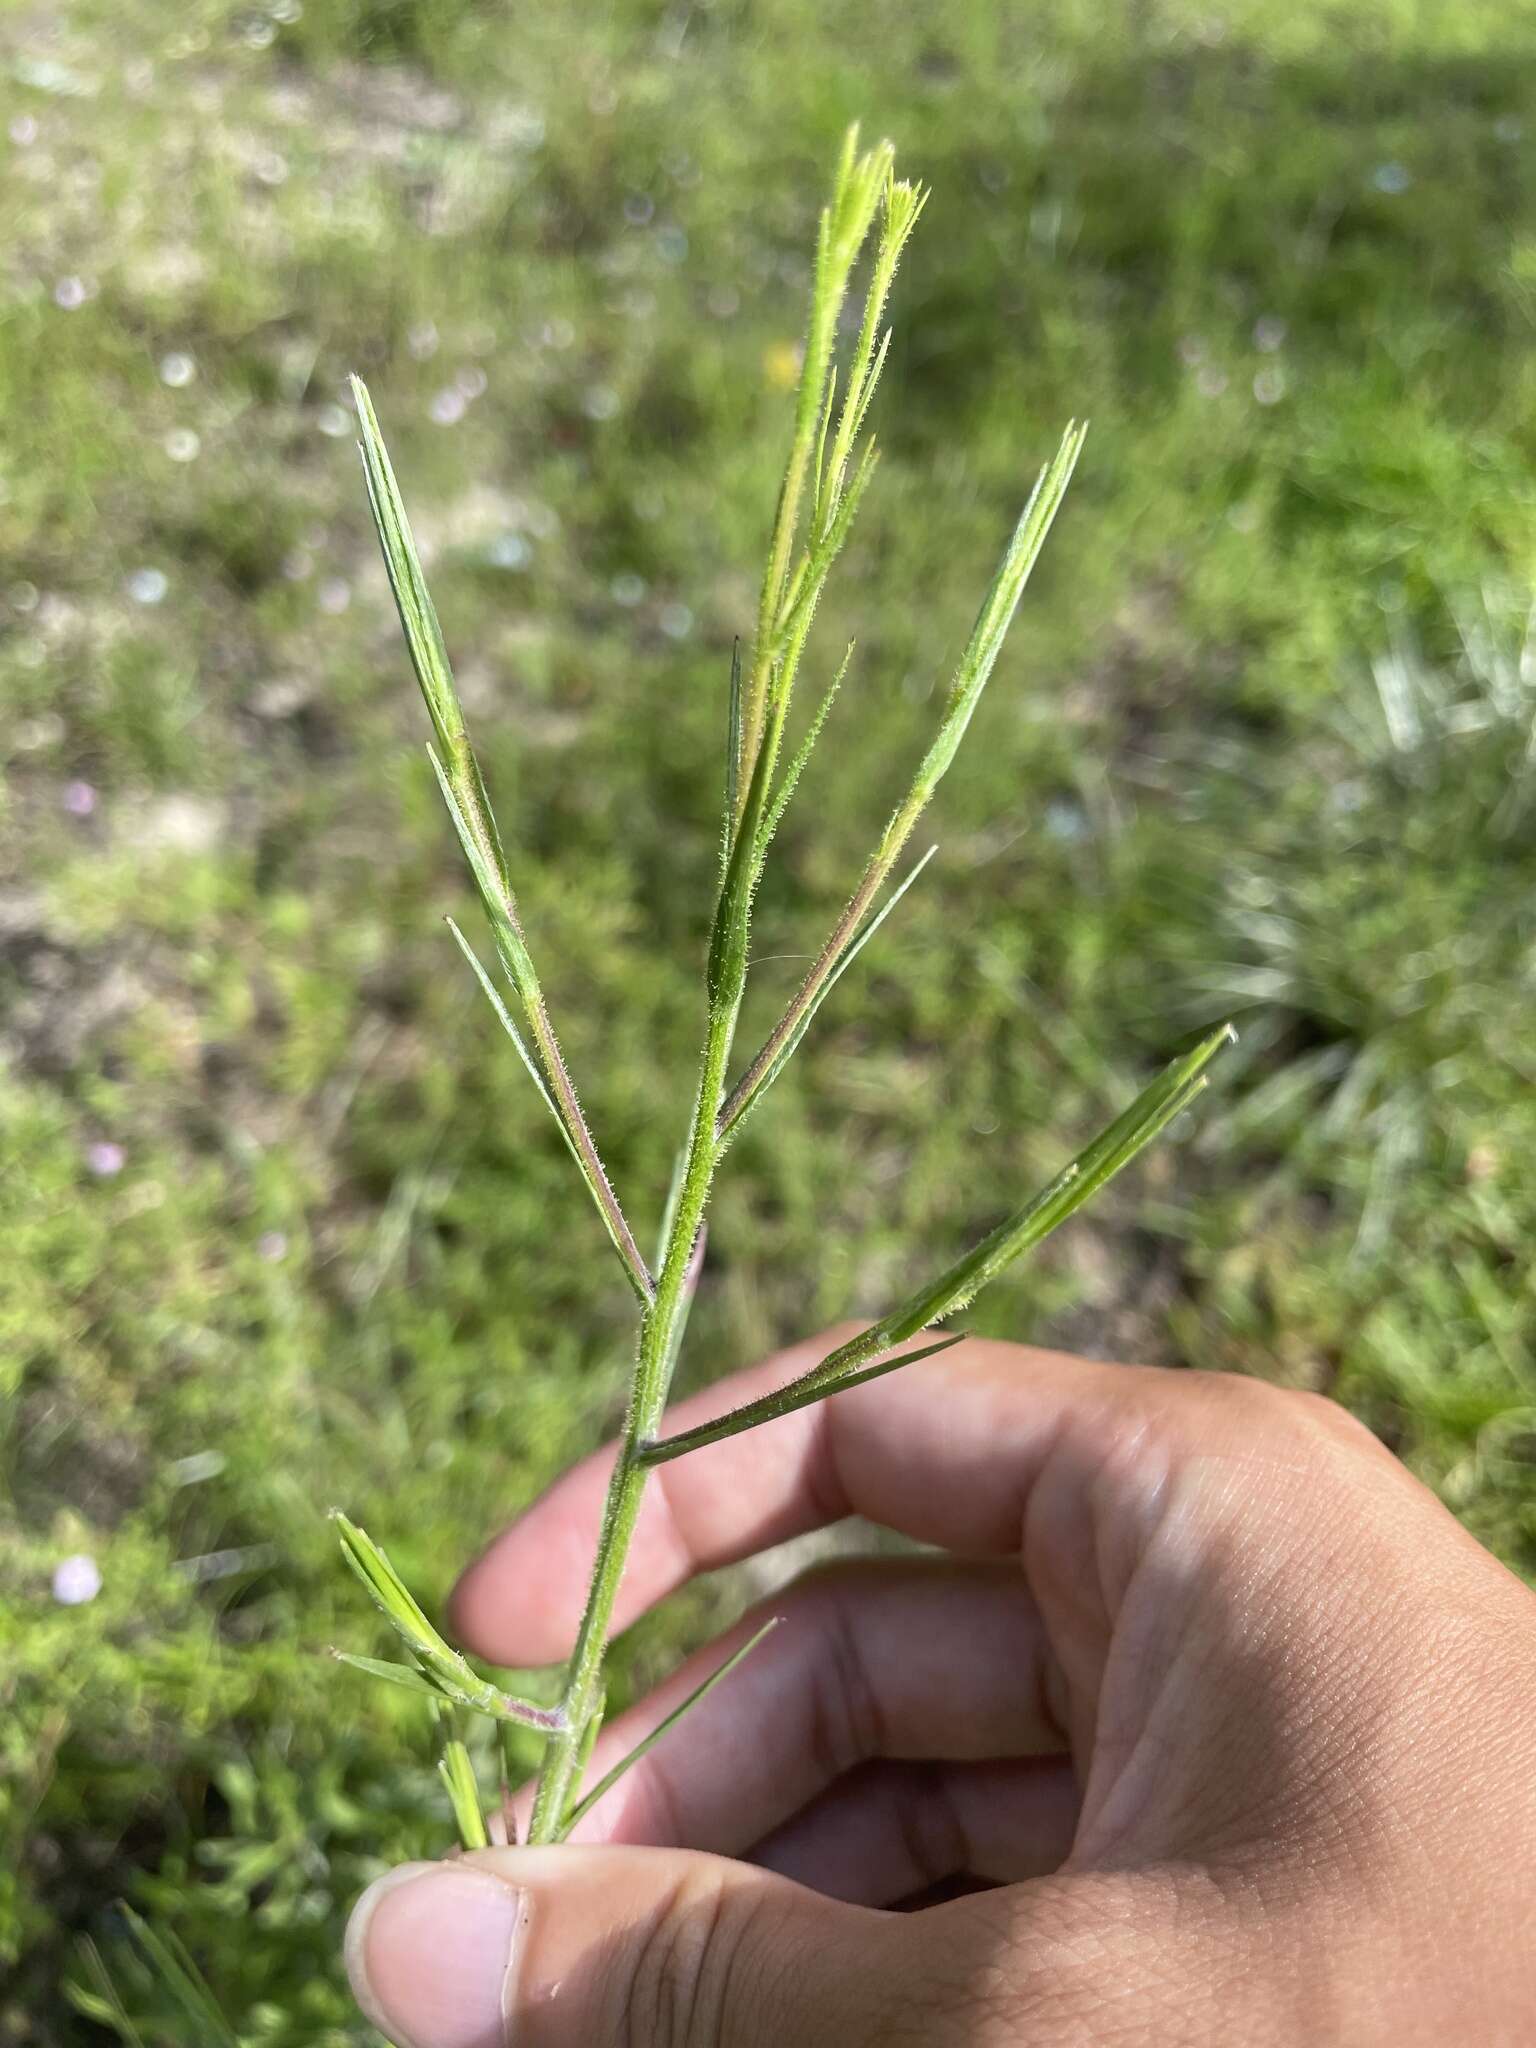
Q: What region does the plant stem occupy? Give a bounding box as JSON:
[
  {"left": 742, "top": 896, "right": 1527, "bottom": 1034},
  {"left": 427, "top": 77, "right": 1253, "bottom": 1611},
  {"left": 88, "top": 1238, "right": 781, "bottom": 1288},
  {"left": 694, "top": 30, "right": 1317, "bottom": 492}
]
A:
[{"left": 526, "top": 968, "right": 747, "bottom": 1841}]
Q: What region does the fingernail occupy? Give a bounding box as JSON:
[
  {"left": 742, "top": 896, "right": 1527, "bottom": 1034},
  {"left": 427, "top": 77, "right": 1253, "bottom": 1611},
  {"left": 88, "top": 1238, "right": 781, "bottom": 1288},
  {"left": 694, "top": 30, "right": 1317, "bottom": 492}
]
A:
[{"left": 347, "top": 1861, "right": 526, "bottom": 2048}]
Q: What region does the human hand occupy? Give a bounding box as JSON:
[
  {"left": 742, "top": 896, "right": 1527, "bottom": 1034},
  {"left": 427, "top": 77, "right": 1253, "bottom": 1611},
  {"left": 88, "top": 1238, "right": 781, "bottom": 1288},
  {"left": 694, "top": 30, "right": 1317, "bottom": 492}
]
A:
[{"left": 346, "top": 1327, "right": 1536, "bottom": 2045}]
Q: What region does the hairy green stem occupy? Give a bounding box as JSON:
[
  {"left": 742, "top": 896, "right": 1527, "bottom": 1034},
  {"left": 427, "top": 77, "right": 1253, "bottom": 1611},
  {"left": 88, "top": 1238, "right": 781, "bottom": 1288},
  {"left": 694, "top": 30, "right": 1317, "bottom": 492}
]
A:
[
  {"left": 343, "top": 131, "right": 1130, "bottom": 1860},
  {"left": 526, "top": 959, "right": 748, "bottom": 1840}
]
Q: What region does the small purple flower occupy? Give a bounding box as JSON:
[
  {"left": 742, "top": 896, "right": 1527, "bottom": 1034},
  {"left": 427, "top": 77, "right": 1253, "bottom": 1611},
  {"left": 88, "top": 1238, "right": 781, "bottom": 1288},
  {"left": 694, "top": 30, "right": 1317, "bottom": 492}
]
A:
[
  {"left": 86, "top": 1140, "right": 125, "bottom": 1177},
  {"left": 64, "top": 779, "right": 97, "bottom": 817}
]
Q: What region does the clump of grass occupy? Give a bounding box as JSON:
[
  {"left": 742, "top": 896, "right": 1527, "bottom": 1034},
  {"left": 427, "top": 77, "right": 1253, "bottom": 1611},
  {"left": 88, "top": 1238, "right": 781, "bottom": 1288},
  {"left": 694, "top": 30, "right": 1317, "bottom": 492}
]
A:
[{"left": 338, "top": 127, "right": 1232, "bottom": 1851}]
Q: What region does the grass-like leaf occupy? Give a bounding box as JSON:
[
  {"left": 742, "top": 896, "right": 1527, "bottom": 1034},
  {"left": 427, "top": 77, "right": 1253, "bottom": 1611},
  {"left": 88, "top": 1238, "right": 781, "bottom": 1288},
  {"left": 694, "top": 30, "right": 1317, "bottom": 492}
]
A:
[
  {"left": 437, "top": 1711, "right": 491, "bottom": 1851},
  {"left": 334, "top": 1513, "right": 566, "bottom": 1731},
  {"left": 638, "top": 1335, "right": 963, "bottom": 1465},
  {"left": 445, "top": 915, "right": 652, "bottom": 1297},
  {"left": 650, "top": 1025, "right": 1234, "bottom": 1462},
  {"left": 557, "top": 1619, "right": 781, "bottom": 1838},
  {"left": 332, "top": 1651, "right": 443, "bottom": 1698},
  {"left": 353, "top": 375, "right": 652, "bottom": 1306},
  {"left": 718, "top": 845, "right": 937, "bottom": 1142},
  {"left": 341, "top": 130, "right": 1218, "bottom": 1864},
  {"left": 724, "top": 420, "right": 1087, "bottom": 1127},
  {"left": 736, "top": 132, "right": 896, "bottom": 821},
  {"left": 68, "top": 1943, "right": 150, "bottom": 2048},
  {"left": 753, "top": 642, "right": 854, "bottom": 861},
  {"left": 72, "top": 1909, "right": 240, "bottom": 2048}
]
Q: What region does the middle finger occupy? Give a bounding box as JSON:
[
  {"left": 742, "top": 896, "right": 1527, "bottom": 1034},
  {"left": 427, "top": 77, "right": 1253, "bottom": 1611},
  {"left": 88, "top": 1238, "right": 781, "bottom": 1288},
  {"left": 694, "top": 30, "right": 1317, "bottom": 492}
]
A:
[{"left": 513, "top": 1556, "right": 1066, "bottom": 1859}]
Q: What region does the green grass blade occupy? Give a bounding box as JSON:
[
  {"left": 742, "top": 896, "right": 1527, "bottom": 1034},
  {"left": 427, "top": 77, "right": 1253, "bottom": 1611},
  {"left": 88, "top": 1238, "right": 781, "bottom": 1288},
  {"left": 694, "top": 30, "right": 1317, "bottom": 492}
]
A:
[
  {"left": 436, "top": 1712, "right": 490, "bottom": 1852},
  {"left": 351, "top": 373, "right": 462, "bottom": 765},
  {"left": 638, "top": 1335, "right": 963, "bottom": 1466},
  {"left": 901, "top": 421, "right": 1088, "bottom": 808},
  {"left": 332, "top": 1652, "right": 442, "bottom": 1699},
  {"left": 115, "top": 1908, "right": 241, "bottom": 2048},
  {"left": 721, "top": 424, "right": 1085, "bottom": 1142},
  {"left": 659, "top": 1027, "right": 1233, "bottom": 1458},
  {"left": 447, "top": 917, "right": 652, "bottom": 1299},
  {"left": 718, "top": 845, "right": 937, "bottom": 1140},
  {"left": 333, "top": 1513, "right": 566, "bottom": 1731},
  {"left": 557, "top": 1619, "right": 781, "bottom": 1838},
  {"left": 811, "top": 1023, "right": 1233, "bottom": 1367},
  {"left": 356, "top": 376, "right": 651, "bottom": 1307},
  {"left": 67, "top": 1942, "right": 150, "bottom": 2048},
  {"left": 755, "top": 642, "right": 853, "bottom": 858},
  {"left": 429, "top": 747, "right": 651, "bottom": 1302}
]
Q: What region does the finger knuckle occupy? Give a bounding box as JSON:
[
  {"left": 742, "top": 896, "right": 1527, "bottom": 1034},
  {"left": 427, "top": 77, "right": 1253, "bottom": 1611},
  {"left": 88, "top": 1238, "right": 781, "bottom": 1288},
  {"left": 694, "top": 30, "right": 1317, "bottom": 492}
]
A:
[{"left": 621, "top": 1870, "right": 769, "bottom": 2048}]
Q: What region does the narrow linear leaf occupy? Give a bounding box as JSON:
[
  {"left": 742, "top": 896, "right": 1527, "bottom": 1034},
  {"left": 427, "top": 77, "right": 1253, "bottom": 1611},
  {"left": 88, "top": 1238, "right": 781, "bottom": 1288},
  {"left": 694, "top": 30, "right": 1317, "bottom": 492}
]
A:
[
  {"left": 718, "top": 845, "right": 938, "bottom": 1140},
  {"left": 669, "top": 1028, "right": 1233, "bottom": 1457},
  {"left": 334, "top": 1513, "right": 566, "bottom": 1731},
  {"left": 334, "top": 1509, "right": 441, "bottom": 1644},
  {"left": 356, "top": 379, "right": 650, "bottom": 1306},
  {"left": 428, "top": 748, "right": 542, "bottom": 989},
  {"left": 906, "top": 422, "right": 1088, "bottom": 806},
  {"left": 817, "top": 174, "right": 926, "bottom": 534},
  {"left": 724, "top": 638, "right": 743, "bottom": 837},
  {"left": 447, "top": 918, "right": 652, "bottom": 1301},
  {"left": 437, "top": 1716, "right": 490, "bottom": 1852},
  {"left": 814, "top": 1023, "right": 1234, "bottom": 1374},
  {"left": 777, "top": 437, "right": 881, "bottom": 658},
  {"left": 810, "top": 363, "right": 839, "bottom": 533},
  {"left": 755, "top": 642, "right": 854, "bottom": 859},
  {"left": 724, "top": 423, "right": 1086, "bottom": 1143},
  {"left": 67, "top": 1943, "right": 150, "bottom": 2048},
  {"left": 839, "top": 324, "right": 892, "bottom": 472},
  {"left": 558, "top": 1619, "right": 782, "bottom": 1839},
  {"left": 447, "top": 916, "right": 560, "bottom": 1121},
  {"left": 113, "top": 1909, "right": 240, "bottom": 2048},
  {"left": 332, "top": 1652, "right": 443, "bottom": 1700},
  {"left": 352, "top": 374, "right": 462, "bottom": 761},
  {"left": 706, "top": 695, "right": 781, "bottom": 1006},
  {"left": 639, "top": 1335, "right": 963, "bottom": 1466},
  {"left": 739, "top": 126, "right": 892, "bottom": 811}
]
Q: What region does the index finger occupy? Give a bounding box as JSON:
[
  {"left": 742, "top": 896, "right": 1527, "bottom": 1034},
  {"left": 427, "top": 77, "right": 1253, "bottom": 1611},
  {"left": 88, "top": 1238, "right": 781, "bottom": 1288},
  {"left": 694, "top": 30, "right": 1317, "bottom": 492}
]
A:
[{"left": 450, "top": 1324, "right": 1153, "bottom": 1665}]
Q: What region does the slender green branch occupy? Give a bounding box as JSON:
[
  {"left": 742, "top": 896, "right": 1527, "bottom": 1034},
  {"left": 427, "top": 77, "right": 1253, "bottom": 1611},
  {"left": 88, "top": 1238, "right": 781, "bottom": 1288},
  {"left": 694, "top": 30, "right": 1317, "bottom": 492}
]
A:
[
  {"left": 525, "top": 914, "right": 750, "bottom": 1838},
  {"left": 338, "top": 132, "right": 1220, "bottom": 1869},
  {"left": 352, "top": 375, "right": 652, "bottom": 1306},
  {"left": 716, "top": 844, "right": 937, "bottom": 1145},
  {"left": 658, "top": 1025, "right": 1234, "bottom": 1463},
  {"left": 638, "top": 1337, "right": 962, "bottom": 1466},
  {"left": 334, "top": 1512, "right": 566, "bottom": 1732},
  {"left": 557, "top": 1618, "right": 781, "bottom": 1839},
  {"left": 734, "top": 131, "right": 894, "bottom": 832},
  {"left": 721, "top": 420, "right": 1087, "bottom": 1135}
]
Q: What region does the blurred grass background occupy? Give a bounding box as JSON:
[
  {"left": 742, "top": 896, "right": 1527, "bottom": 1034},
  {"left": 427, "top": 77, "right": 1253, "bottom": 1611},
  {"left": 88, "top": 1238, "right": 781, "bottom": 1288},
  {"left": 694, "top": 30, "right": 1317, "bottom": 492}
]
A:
[{"left": 4, "top": 0, "right": 1536, "bottom": 2034}]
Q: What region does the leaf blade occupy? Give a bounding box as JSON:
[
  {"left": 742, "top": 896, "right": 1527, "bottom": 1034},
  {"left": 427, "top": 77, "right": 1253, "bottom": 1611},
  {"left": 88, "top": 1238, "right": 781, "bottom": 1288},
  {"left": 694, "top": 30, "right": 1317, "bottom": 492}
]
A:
[
  {"left": 659, "top": 1027, "right": 1234, "bottom": 1460},
  {"left": 558, "top": 1620, "right": 782, "bottom": 1838},
  {"left": 718, "top": 845, "right": 937, "bottom": 1140}
]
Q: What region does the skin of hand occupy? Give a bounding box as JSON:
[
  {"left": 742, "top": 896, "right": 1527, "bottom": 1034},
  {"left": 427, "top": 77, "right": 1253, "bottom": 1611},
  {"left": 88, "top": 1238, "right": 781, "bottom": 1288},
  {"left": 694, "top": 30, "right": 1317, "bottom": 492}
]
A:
[{"left": 345, "top": 1326, "right": 1536, "bottom": 2047}]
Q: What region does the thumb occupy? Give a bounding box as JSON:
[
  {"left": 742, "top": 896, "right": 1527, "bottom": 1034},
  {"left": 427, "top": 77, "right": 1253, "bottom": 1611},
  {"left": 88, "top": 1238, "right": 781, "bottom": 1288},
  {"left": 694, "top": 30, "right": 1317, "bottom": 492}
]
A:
[{"left": 345, "top": 1842, "right": 906, "bottom": 2048}]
